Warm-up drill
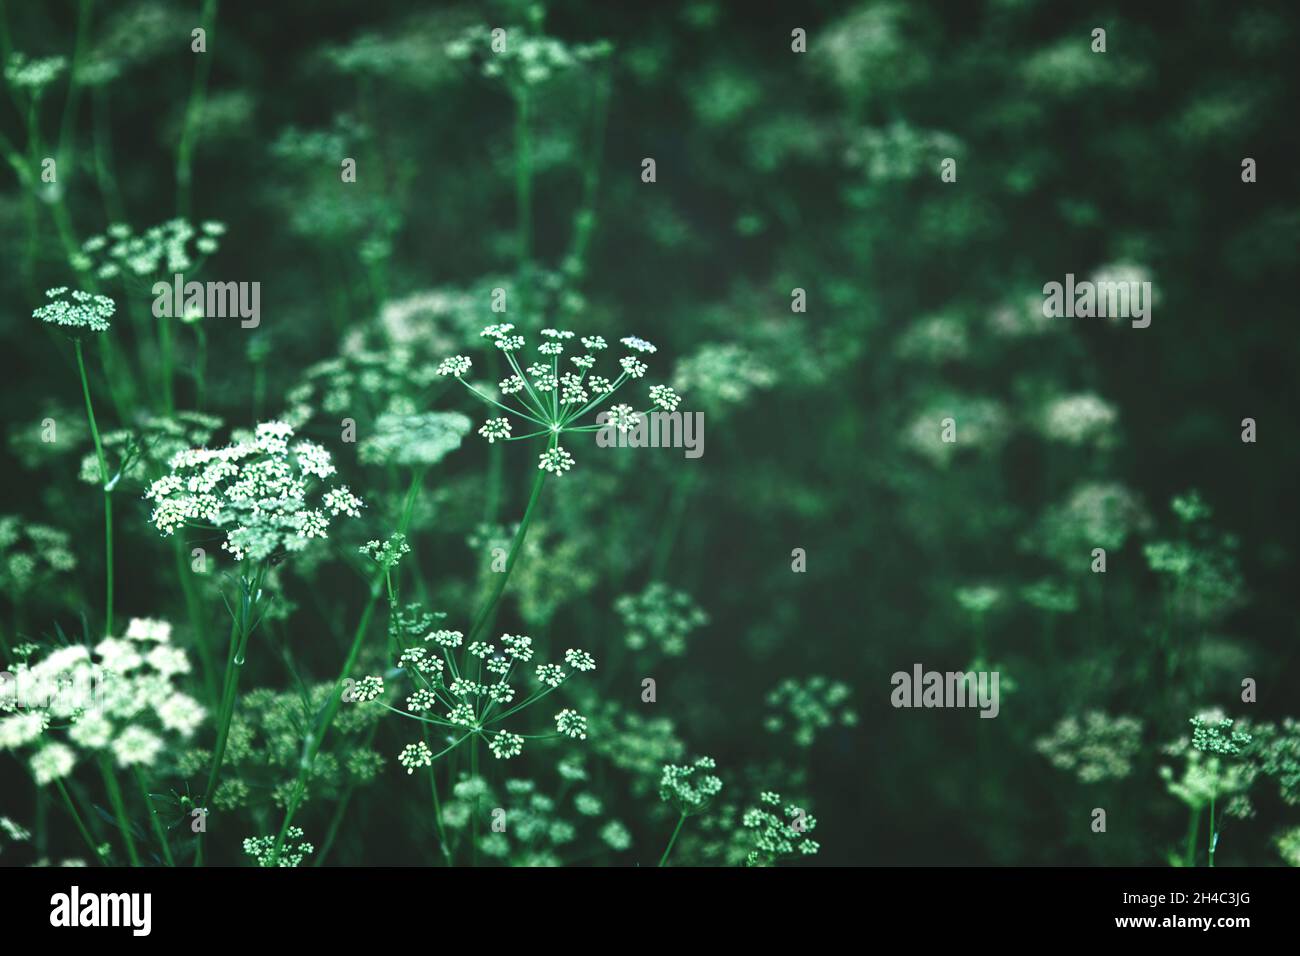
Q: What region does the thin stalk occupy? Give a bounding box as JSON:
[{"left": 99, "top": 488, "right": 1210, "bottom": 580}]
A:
[
  {"left": 91, "top": 84, "right": 126, "bottom": 223},
  {"left": 134, "top": 768, "right": 174, "bottom": 866},
  {"left": 269, "top": 578, "right": 382, "bottom": 859},
  {"left": 658, "top": 813, "right": 687, "bottom": 867},
  {"left": 158, "top": 311, "right": 174, "bottom": 413},
  {"left": 650, "top": 469, "right": 696, "bottom": 580},
  {"left": 470, "top": 734, "right": 479, "bottom": 867},
  {"left": 54, "top": 779, "right": 106, "bottom": 865},
  {"left": 97, "top": 756, "right": 140, "bottom": 866},
  {"left": 465, "top": 439, "right": 552, "bottom": 645},
  {"left": 514, "top": 84, "right": 532, "bottom": 271},
  {"left": 176, "top": 0, "right": 219, "bottom": 217},
  {"left": 1185, "top": 806, "right": 1200, "bottom": 867},
  {"left": 74, "top": 340, "right": 113, "bottom": 635},
  {"left": 567, "top": 65, "right": 611, "bottom": 273},
  {"left": 201, "top": 567, "right": 265, "bottom": 809},
  {"left": 1208, "top": 795, "right": 1217, "bottom": 868},
  {"left": 57, "top": 0, "right": 94, "bottom": 174},
  {"left": 35, "top": 780, "right": 47, "bottom": 857},
  {"left": 421, "top": 726, "right": 453, "bottom": 866},
  {"left": 173, "top": 535, "right": 218, "bottom": 707},
  {"left": 484, "top": 355, "right": 504, "bottom": 524},
  {"left": 194, "top": 324, "right": 208, "bottom": 408}
]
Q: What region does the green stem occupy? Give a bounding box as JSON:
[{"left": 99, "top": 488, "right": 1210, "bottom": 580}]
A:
[
  {"left": 134, "top": 768, "right": 174, "bottom": 866},
  {"left": 98, "top": 756, "right": 140, "bottom": 867},
  {"left": 173, "top": 534, "right": 218, "bottom": 707},
  {"left": 658, "top": 813, "right": 687, "bottom": 867},
  {"left": 421, "top": 727, "right": 453, "bottom": 866},
  {"left": 176, "top": 0, "right": 219, "bottom": 217},
  {"left": 54, "top": 779, "right": 106, "bottom": 865},
  {"left": 466, "top": 441, "right": 551, "bottom": 645},
  {"left": 313, "top": 783, "right": 356, "bottom": 866},
  {"left": 650, "top": 469, "right": 696, "bottom": 580},
  {"left": 194, "top": 325, "right": 208, "bottom": 408},
  {"left": 514, "top": 84, "right": 532, "bottom": 272},
  {"left": 1185, "top": 805, "right": 1200, "bottom": 867},
  {"left": 470, "top": 734, "right": 479, "bottom": 867},
  {"left": 201, "top": 567, "right": 265, "bottom": 809},
  {"left": 57, "top": 0, "right": 93, "bottom": 168},
  {"left": 270, "top": 578, "right": 383, "bottom": 859},
  {"left": 158, "top": 310, "right": 174, "bottom": 414},
  {"left": 91, "top": 84, "right": 126, "bottom": 223},
  {"left": 566, "top": 65, "right": 611, "bottom": 274},
  {"left": 1208, "top": 795, "right": 1216, "bottom": 868},
  {"left": 74, "top": 340, "right": 113, "bottom": 636}
]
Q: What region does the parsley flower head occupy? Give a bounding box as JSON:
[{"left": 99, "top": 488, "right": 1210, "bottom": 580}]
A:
[
  {"left": 143, "top": 421, "right": 364, "bottom": 562},
  {"left": 439, "top": 326, "right": 684, "bottom": 473},
  {"left": 743, "top": 790, "right": 820, "bottom": 866},
  {"left": 615, "top": 582, "right": 709, "bottom": 657},
  {"left": 33, "top": 287, "right": 116, "bottom": 337},
  {"left": 659, "top": 755, "right": 723, "bottom": 816},
  {"left": 388, "top": 613, "right": 598, "bottom": 766},
  {"left": 1, "top": 624, "right": 206, "bottom": 777}
]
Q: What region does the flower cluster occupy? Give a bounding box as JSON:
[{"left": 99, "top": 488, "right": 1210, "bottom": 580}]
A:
[
  {"left": 444, "top": 25, "right": 612, "bottom": 88},
  {"left": 1019, "top": 578, "right": 1078, "bottom": 615},
  {"left": 4, "top": 52, "right": 67, "bottom": 92},
  {"left": 78, "top": 412, "right": 223, "bottom": 489},
  {"left": 763, "top": 676, "right": 858, "bottom": 748},
  {"left": 181, "top": 680, "right": 385, "bottom": 812},
  {"left": 0, "top": 619, "right": 205, "bottom": 783},
  {"left": 438, "top": 326, "right": 683, "bottom": 473},
  {"left": 380, "top": 613, "right": 597, "bottom": 766},
  {"left": 243, "top": 826, "right": 313, "bottom": 867},
  {"left": 902, "top": 395, "right": 1010, "bottom": 467},
  {"left": 0, "top": 515, "right": 77, "bottom": 598},
  {"left": 1036, "top": 711, "right": 1144, "bottom": 783},
  {"left": 672, "top": 342, "right": 776, "bottom": 410},
  {"left": 358, "top": 409, "right": 471, "bottom": 468},
  {"left": 360, "top": 533, "right": 410, "bottom": 571},
  {"left": 33, "top": 287, "right": 116, "bottom": 337},
  {"left": 954, "top": 584, "right": 1002, "bottom": 616},
  {"left": 143, "top": 421, "right": 363, "bottom": 562},
  {"left": 74, "top": 219, "right": 225, "bottom": 285},
  {"left": 1246, "top": 719, "right": 1300, "bottom": 806},
  {"left": 659, "top": 755, "right": 723, "bottom": 816},
  {"left": 614, "top": 582, "right": 709, "bottom": 657},
  {"left": 442, "top": 776, "right": 628, "bottom": 866},
  {"left": 1276, "top": 827, "right": 1300, "bottom": 867},
  {"left": 281, "top": 351, "right": 442, "bottom": 432},
  {"left": 743, "top": 791, "right": 820, "bottom": 866},
  {"left": 1143, "top": 492, "right": 1245, "bottom": 624},
  {"left": 1037, "top": 393, "right": 1118, "bottom": 447},
  {"left": 1160, "top": 729, "right": 1256, "bottom": 816},
  {"left": 1026, "top": 481, "right": 1151, "bottom": 568},
  {"left": 1190, "top": 715, "right": 1252, "bottom": 756}
]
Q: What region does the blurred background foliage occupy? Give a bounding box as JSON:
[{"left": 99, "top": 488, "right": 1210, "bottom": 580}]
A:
[{"left": 1, "top": 0, "right": 1298, "bottom": 865}]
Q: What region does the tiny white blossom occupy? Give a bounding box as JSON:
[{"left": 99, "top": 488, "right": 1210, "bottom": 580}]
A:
[
  {"left": 438, "top": 355, "right": 472, "bottom": 377},
  {"left": 564, "top": 648, "right": 596, "bottom": 672},
  {"left": 539, "top": 446, "right": 575, "bottom": 475},
  {"left": 479, "top": 418, "right": 512, "bottom": 443},
  {"left": 489, "top": 732, "right": 524, "bottom": 759},
  {"left": 649, "top": 384, "right": 681, "bottom": 412},
  {"left": 555, "top": 708, "right": 588, "bottom": 740},
  {"left": 30, "top": 742, "right": 76, "bottom": 784},
  {"left": 398, "top": 740, "right": 434, "bottom": 774}
]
